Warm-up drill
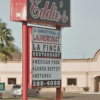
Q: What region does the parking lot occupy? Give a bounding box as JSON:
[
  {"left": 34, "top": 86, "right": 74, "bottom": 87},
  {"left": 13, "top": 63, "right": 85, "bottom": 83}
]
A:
[
  {"left": 62, "top": 93, "right": 100, "bottom": 100},
  {"left": 0, "top": 91, "right": 100, "bottom": 100}
]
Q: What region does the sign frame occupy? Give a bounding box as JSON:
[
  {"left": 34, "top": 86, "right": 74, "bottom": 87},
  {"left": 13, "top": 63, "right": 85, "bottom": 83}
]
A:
[
  {"left": 28, "top": 26, "right": 62, "bottom": 88},
  {"left": 27, "top": 0, "right": 71, "bottom": 27}
]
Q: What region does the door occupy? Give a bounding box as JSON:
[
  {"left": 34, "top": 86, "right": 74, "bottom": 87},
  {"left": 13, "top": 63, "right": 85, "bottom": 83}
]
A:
[{"left": 99, "top": 82, "right": 100, "bottom": 92}]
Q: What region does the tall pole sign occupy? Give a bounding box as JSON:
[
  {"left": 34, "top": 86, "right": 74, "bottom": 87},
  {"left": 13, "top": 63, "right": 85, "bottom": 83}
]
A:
[{"left": 10, "top": 0, "right": 71, "bottom": 100}]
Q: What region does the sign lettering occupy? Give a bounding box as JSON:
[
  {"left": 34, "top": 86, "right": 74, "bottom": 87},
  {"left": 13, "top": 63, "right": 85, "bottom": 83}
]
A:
[{"left": 28, "top": 0, "right": 70, "bottom": 26}]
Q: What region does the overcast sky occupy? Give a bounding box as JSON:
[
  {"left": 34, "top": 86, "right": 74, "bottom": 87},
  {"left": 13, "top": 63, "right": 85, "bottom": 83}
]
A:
[{"left": 0, "top": 0, "right": 100, "bottom": 59}]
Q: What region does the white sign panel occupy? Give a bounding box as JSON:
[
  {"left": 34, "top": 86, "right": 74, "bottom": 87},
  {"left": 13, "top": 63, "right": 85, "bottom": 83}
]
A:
[
  {"left": 33, "top": 58, "right": 61, "bottom": 80},
  {"left": 32, "top": 27, "right": 61, "bottom": 87}
]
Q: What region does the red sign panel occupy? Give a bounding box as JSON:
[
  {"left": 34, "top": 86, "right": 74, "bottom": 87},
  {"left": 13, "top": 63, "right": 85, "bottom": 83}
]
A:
[{"left": 10, "top": 0, "right": 27, "bottom": 21}]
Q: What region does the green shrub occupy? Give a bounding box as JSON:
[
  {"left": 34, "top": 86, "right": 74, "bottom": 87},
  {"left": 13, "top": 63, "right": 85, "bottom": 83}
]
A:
[
  {"left": 37, "top": 88, "right": 41, "bottom": 91},
  {"left": 83, "top": 87, "right": 89, "bottom": 91}
]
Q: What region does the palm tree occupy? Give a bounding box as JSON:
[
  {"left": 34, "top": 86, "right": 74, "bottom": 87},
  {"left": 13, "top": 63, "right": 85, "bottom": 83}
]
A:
[{"left": 0, "top": 20, "right": 20, "bottom": 62}]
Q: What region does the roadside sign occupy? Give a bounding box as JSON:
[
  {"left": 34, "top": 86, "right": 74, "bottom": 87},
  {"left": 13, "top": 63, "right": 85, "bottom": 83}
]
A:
[
  {"left": 30, "top": 27, "right": 61, "bottom": 87},
  {"left": 10, "top": 0, "right": 69, "bottom": 99},
  {"left": 0, "top": 83, "right": 5, "bottom": 91}
]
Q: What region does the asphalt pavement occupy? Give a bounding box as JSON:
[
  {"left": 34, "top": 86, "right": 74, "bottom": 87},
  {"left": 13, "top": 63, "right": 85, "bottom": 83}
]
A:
[{"left": 1, "top": 91, "right": 100, "bottom": 100}]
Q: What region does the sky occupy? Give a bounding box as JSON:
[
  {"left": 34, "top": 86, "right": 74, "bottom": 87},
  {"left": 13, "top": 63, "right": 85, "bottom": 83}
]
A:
[{"left": 0, "top": 0, "right": 100, "bottom": 59}]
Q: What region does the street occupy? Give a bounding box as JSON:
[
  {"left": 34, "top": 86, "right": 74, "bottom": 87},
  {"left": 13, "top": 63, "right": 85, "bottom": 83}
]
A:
[{"left": 1, "top": 91, "right": 100, "bottom": 100}]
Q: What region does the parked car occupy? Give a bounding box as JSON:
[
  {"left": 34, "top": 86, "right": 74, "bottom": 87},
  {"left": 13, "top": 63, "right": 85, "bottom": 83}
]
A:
[{"left": 11, "top": 84, "right": 39, "bottom": 97}]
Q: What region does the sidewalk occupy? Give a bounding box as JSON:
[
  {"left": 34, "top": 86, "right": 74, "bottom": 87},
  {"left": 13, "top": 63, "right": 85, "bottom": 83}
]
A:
[
  {"left": 0, "top": 90, "right": 10, "bottom": 93},
  {"left": 80, "top": 92, "right": 100, "bottom": 94}
]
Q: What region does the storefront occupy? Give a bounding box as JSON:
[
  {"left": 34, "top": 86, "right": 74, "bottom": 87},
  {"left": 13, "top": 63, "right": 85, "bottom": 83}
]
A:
[
  {"left": 0, "top": 52, "right": 22, "bottom": 90},
  {"left": 1, "top": 50, "right": 100, "bottom": 92},
  {"left": 62, "top": 49, "right": 100, "bottom": 92}
]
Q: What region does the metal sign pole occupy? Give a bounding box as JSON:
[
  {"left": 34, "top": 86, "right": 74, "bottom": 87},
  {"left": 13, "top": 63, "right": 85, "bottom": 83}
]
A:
[
  {"left": 22, "top": 21, "right": 28, "bottom": 100},
  {"left": 56, "top": 87, "right": 61, "bottom": 100},
  {"left": 56, "top": 25, "right": 61, "bottom": 100},
  {"left": 28, "top": 26, "right": 32, "bottom": 89}
]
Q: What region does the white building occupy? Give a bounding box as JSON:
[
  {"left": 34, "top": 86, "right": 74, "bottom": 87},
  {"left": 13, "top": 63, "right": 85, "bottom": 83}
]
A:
[
  {"left": 62, "top": 49, "right": 100, "bottom": 92},
  {"left": 1, "top": 50, "right": 100, "bottom": 92},
  {"left": 0, "top": 52, "right": 22, "bottom": 90}
]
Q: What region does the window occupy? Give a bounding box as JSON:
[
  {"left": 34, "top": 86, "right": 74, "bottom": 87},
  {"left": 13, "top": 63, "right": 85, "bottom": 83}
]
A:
[
  {"left": 8, "top": 78, "right": 16, "bottom": 85},
  {"left": 67, "top": 78, "right": 77, "bottom": 85},
  {"left": 13, "top": 85, "right": 21, "bottom": 89}
]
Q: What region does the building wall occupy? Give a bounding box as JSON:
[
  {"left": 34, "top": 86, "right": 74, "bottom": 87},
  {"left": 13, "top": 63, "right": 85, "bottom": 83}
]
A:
[
  {"left": 0, "top": 61, "right": 22, "bottom": 90},
  {"left": 1, "top": 50, "right": 100, "bottom": 92},
  {"left": 62, "top": 50, "right": 100, "bottom": 92}
]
